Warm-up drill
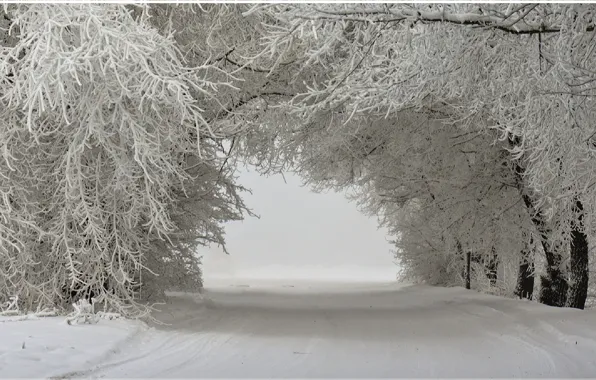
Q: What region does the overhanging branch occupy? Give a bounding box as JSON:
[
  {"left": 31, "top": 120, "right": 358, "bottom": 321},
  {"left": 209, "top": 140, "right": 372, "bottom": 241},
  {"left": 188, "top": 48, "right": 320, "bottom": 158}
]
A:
[{"left": 301, "top": 6, "right": 593, "bottom": 36}]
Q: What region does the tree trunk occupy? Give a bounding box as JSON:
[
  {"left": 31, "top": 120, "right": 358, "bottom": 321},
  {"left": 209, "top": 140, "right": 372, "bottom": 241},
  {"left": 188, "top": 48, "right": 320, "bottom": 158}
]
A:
[
  {"left": 520, "top": 190, "right": 567, "bottom": 306},
  {"left": 566, "top": 199, "right": 589, "bottom": 309},
  {"left": 539, "top": 252, "right": 568, "bottom": 307},
  {"left": 509, "top": 150, "right": 567, "bottom": 307},
  {"left": 485, "top": 247, "right": 498, "bottom": 286},
  {"left": 515, "top": 236, "right": 534, "bottom": 300},
  {"left": 465, "top": 250, "right": 471, "bottom": 290}
]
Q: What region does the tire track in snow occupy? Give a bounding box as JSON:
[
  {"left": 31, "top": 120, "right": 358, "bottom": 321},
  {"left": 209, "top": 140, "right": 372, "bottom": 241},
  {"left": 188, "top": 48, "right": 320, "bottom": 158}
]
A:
[
  {"left": 486, "top": 329, "right": 557, "bottom": 376},
  {"left": 48, "top": 321, "right": 148, "bottom": 379}
]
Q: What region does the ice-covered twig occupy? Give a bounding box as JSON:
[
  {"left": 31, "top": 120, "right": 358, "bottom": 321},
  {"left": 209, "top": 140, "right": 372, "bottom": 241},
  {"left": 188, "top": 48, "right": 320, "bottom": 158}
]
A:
[{"left": 0, "top": 296, "right": 19, "bottom": 316}]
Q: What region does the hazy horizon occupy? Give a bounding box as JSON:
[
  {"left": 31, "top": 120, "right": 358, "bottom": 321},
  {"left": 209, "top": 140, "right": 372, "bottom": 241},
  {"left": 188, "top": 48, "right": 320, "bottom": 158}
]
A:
[{"left": 202, "top": 167, "right": 397, "bottom": 283}]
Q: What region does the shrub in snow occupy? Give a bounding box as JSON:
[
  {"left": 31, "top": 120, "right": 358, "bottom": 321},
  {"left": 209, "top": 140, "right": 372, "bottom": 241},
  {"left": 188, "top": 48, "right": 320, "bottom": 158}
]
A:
[
  {"left": 65, "top": 297, "right": 124, "bottom": 325},
  {"left": 66, "top": 299, "right": 99, "bottom": 325}
]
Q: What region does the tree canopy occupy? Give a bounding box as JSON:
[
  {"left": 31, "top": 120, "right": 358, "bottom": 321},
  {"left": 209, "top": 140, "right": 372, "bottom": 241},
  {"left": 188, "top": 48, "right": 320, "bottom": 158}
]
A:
[{"left": 1, "top": 3, "right": 596, "bottom": 316}]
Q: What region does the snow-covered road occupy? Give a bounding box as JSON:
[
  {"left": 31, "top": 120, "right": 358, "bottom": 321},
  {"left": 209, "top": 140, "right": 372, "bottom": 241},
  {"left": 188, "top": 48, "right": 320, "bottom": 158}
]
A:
[{"left": 4, "top": 281, "right": 596, "bottom": 378}]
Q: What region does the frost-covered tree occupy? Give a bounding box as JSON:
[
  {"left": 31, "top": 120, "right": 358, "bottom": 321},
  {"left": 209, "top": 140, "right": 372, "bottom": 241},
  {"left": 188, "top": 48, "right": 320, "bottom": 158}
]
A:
[
  {"left": 250, "top": 108, "right": 535, "bottom": 295},
  {"left": 2, "top": 3, "right": 595, "bottom": 316},
  {"left": 246, "top": 3, "right": 596, "bottom": 308},
  {"left": 0, "top": 4, "right": 251, "bottom": 316}
]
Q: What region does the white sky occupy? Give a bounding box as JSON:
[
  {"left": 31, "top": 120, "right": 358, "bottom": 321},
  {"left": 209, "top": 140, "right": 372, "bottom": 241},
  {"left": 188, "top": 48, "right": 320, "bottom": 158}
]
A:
[{"left": 201, "top": 167, "right": 397, "bottom": 283}]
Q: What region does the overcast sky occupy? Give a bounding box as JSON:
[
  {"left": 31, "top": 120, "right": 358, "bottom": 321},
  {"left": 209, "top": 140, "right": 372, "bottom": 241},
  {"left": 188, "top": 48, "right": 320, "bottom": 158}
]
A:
[{"left": 202, "top": 167, "right": 397, "bottom": 283}]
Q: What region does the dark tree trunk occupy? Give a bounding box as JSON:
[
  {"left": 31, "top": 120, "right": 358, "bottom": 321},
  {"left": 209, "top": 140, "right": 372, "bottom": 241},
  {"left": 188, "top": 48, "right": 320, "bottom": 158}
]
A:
[
  {"left": 457, "top": 240, "right": 467, "bottom": 288},
  {"left": 520, "top": 191, "right": 567, "bottom": 306},
  {"left": 515, "top": 236, "right": 534, "bottom": 300},
  {"left": 465, "top": 250, "right": 471, "bottom": 290},
  {"left": 509, "top": 148, "right": 567, "bottom": 307},
  {"left": 516, "top": 262, "right": 535, "bottom": 300},
  {"left": 566, "top": 199, "right": 589, "bottom": 310},
  {"left": 539, "top": 252, "right": 568, "bottom": 307}
]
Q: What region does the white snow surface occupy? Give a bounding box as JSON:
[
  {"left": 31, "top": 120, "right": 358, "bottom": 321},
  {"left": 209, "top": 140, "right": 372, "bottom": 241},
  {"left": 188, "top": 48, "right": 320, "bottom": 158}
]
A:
[{"left": 3, "top": 280, "right": 596, "bottom": 378}]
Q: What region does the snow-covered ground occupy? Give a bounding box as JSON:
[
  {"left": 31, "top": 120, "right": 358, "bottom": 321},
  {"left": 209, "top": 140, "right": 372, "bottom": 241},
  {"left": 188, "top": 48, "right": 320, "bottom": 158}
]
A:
[{"left": 3, "top": 280, "right": 596, "bottom": 378}]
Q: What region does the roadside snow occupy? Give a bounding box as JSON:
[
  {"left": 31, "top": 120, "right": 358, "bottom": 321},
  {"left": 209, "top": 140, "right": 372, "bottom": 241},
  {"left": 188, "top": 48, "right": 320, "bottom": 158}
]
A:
[
  {"left": 2, "top": 281, "right": 596, "bottom": 378},
  {"left": 0, "top": 316, "right": 144, "bottom": 378}
]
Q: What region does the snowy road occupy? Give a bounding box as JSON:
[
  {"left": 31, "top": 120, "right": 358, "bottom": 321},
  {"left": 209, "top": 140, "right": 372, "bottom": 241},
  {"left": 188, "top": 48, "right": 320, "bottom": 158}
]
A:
[{"left": 4, "top": 281, "right": 596, "bottom": 378}]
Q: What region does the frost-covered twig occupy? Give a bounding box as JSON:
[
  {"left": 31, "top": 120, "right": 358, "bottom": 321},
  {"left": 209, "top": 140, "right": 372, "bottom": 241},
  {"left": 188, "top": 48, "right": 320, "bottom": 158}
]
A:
[{"left": 0, "top": 296, "right": 19, "bottom": 316}]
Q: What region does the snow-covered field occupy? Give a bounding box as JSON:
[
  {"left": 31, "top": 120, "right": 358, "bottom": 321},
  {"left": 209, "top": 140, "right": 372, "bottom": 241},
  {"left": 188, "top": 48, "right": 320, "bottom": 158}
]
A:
[{"left": 3, "top": 280, "right": 596, "bottom": 378}]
